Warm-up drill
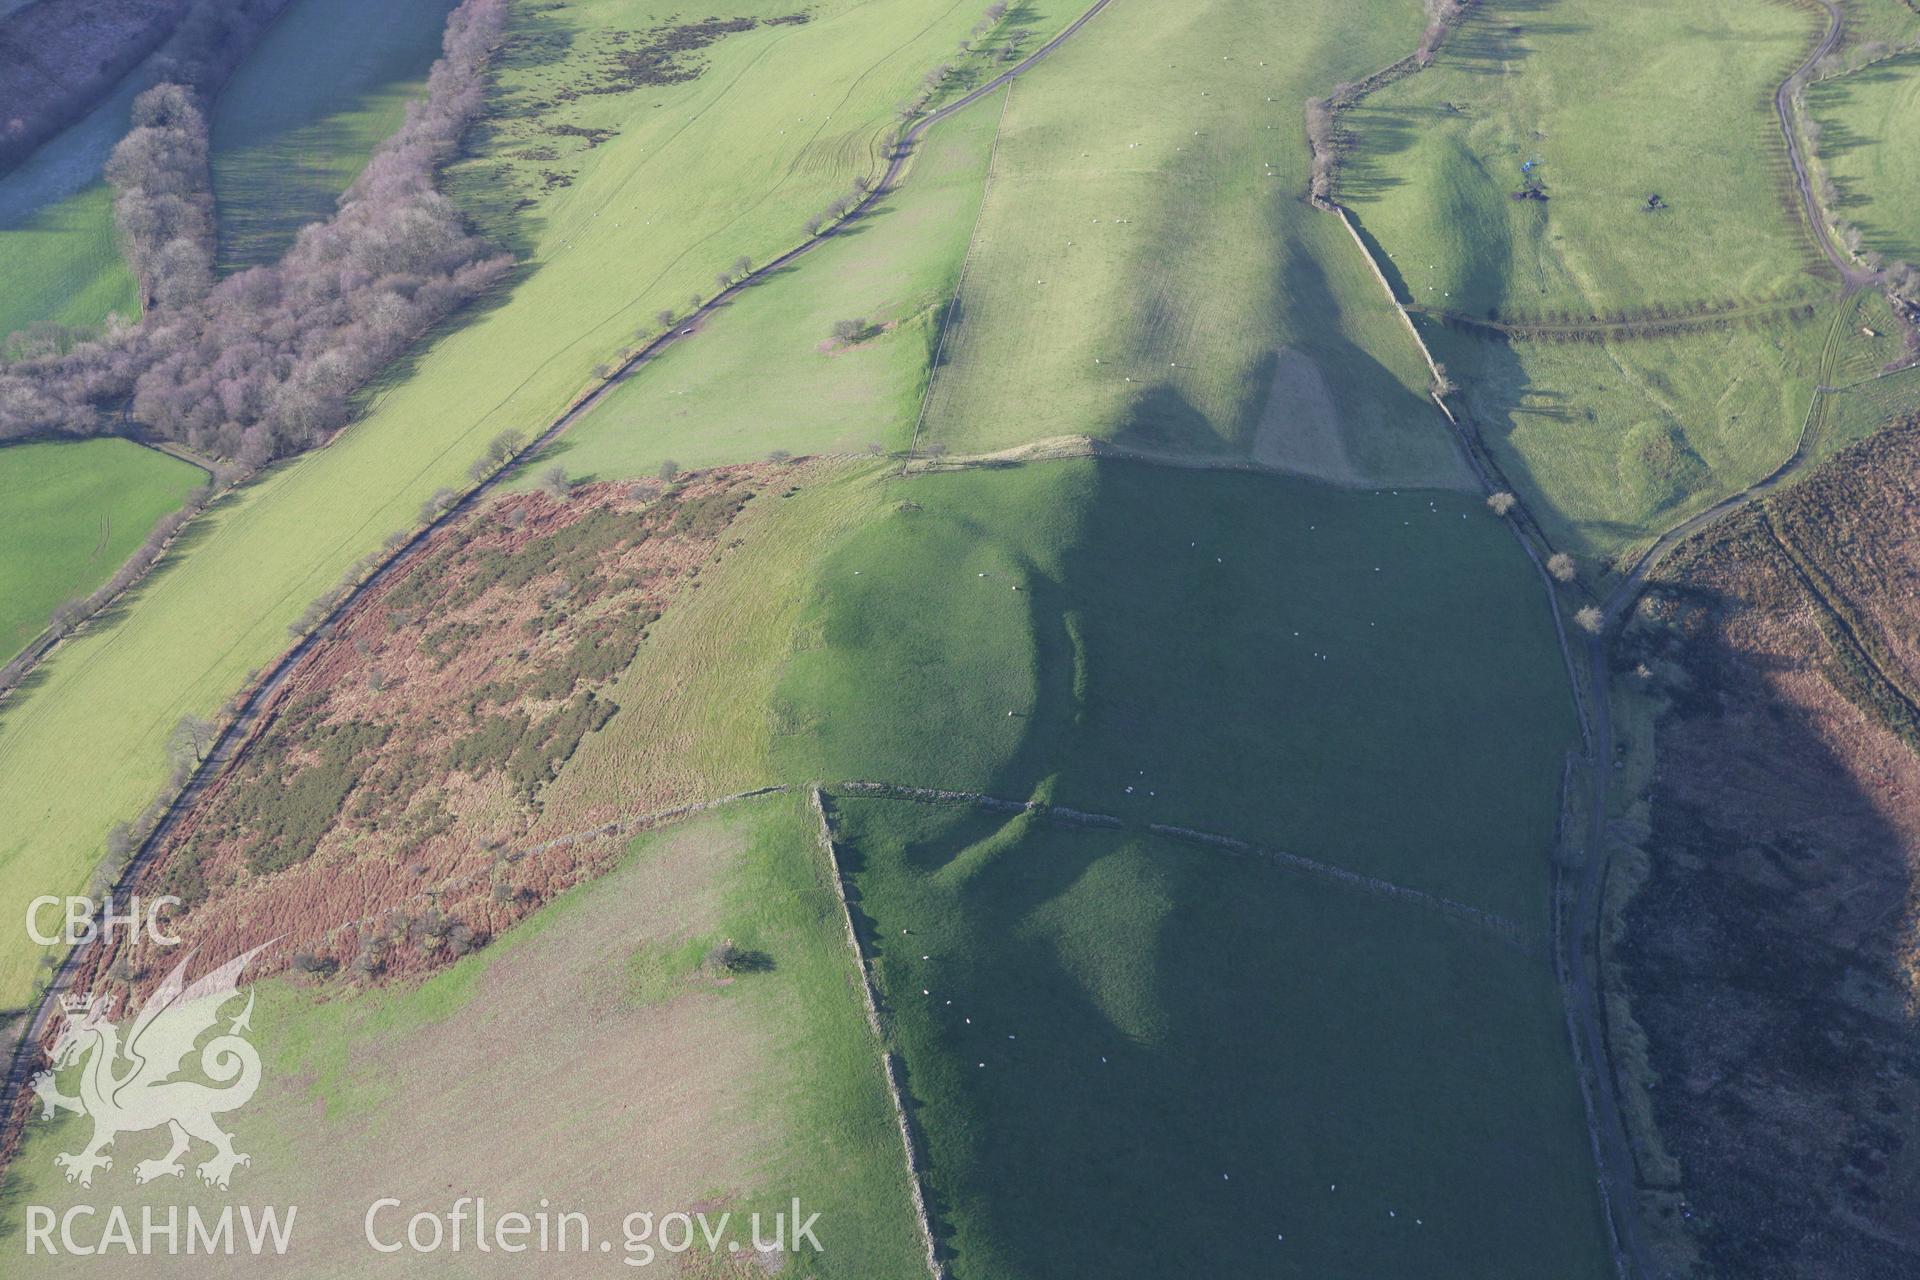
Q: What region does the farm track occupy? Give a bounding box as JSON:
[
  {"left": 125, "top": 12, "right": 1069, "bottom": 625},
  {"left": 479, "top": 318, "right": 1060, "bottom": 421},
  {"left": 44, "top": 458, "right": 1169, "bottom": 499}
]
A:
[
  {"left": 1323, "top": 2, "right": 1907, "bottom": 1273},
  {"left": 1778, "top": 0, "right": 1873, "bottom": 290},
  {"left": 0, "top": 0, "right": 1118, "bottom": 1145},
  {"left": 1564, "top": 6, "right": 1889, "bottom": 1276}
]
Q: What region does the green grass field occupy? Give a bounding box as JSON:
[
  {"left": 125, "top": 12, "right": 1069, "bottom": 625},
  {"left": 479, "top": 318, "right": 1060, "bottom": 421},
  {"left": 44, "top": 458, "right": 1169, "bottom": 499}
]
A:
[
  {"left": 0, "top": 0, "right": 1039, "bottom": 1011},
  {"left": 530, "top": 460, "right": 896, "bottom": 836},
  {"left": 3, "top": 793, "right": 925, "bottom": 1276},
  {"left": 0, "top": 439, "right": 202, "bottom": 662},
  {"left": 541, "top": 81, "right": 1011, "bottom": 483},
  {"left": 1824, "top": 361, "right": 1920, "bottom": 448},
  {"left": 1343, "top": 0, "right": 1827, "bottom": 323},
  {"left": 537, "top": 452, "right": 1602, "bottom": 1275},
  {"left": 209, "top": 0, "right": 459, "bottom": 271},
  {"left": 1833, "top": 0, "right": 1920, "bottom": 58},
  {"left": 0, "top": 49, "right": 151, "bottom": 341},
  {"left": 829, "top": 796, "right": 1612, "bottom": 1278},
  {"left": 762, "top": 459, "right": 1575, "bottom": 928},
  {"left": 543, "top": 455, "right": 1577, "bottom": 926},
  {"left": 1807, "top": 52, "right": 1920, "bottom": 267},
  {"left": 0, "top": 185, "right": 140, "bottom": 341},
  {"left": 1828, "top": 288, "right": 1913, "bottom": 383},
  {"left": 912, "top": 0, "right": 1464, "bottom": 486},
  {"left": 1430, "top": 308, "right": 1831, "bottom": 564}
]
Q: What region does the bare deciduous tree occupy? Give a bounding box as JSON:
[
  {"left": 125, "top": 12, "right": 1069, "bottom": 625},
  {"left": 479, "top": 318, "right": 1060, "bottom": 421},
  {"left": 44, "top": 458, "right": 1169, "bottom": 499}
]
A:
[
  {"left": 1547, "top": 552, "right": 1576, "bottom": 582},
  {"left": 1486, "top": 491, "right": 1518, "bottom": 516},
  {"left": 167, "top": 714, "right": 216, "bottom": 766},
  {"left": 486, "top": 430, "right": 524, "bottom": 463}
]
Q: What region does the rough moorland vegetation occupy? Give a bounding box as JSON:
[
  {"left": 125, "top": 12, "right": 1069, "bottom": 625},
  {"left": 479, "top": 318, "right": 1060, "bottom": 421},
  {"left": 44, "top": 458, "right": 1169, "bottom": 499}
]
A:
[
  {"left": 0, "top": 0, "right": 510, "bottom": 463},
  {"left": 135, "top": 465, "right": 770, "bottom": 987},
  {"left": 1616, "top": 418, "right": 1920, "bottom": 1277}
]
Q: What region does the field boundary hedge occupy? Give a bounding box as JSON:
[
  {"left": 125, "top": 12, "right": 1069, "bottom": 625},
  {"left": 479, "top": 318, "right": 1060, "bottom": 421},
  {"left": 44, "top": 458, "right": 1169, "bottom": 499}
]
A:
[{"left": 811, "top": 788, "right": 948, "bottom": 1280}]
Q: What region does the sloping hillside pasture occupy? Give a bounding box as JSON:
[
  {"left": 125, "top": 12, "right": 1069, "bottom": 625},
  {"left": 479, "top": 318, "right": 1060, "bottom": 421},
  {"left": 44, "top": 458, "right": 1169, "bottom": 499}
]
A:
[
  {"left": 1342, "top": 0, "right": 1828, "bottom": 323},
  {"left": 0, "top": 185, "right": 139, "bottom": 341},
  {"left": 1430, "top": 308, "right": 1830, "bottom": 564},
  {"left": 531, "top": 460, "right": 894, "bottom": 833},
  {"left": 535, "top": 455, "right": 1575, "bottom": 927},
  {"left": 0, "top": 439, "right": 202, "bottom": 662},
  {"left": 769, "top": 460, "right": 1575, "bottom": 929},
  {"left": 539, "top": 82, "right": 1011, "bottom": 482},
  {"left": 5, "top": 795, "right": 925, "bottom": 1276},
  {"left": 913, "top": 0, "right": 1466, "bottom": 486},
  {"left": 1806, "top": 52, "right": 1920, "bottom": 267},
  {"left": 828, "top": 797, "right": 1612, "bottom": 1279},
  {"left": 0, "top": 0, "right": 1033, "bottom": 1009},
  {"left": 0, "top": 54, "right": 152, "bottom": 340},
  {"left": 1825, "top": 362, "right": 1920, "bottom": 447},
  {"left": 210, "top": 0, "right": 459, "bottom": 271}
]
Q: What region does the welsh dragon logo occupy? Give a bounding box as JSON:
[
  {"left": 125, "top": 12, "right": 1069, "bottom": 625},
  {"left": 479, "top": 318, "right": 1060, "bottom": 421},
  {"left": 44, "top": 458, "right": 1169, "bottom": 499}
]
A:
[{"left": 30, "top": 943, "right": 272, "bottom": 1190}]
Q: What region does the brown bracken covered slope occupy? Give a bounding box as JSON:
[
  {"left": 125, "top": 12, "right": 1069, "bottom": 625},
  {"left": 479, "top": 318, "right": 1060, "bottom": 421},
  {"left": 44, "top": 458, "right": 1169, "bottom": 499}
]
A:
[{"left": 106, "top": 466, "right": 776, "bottom": 990}]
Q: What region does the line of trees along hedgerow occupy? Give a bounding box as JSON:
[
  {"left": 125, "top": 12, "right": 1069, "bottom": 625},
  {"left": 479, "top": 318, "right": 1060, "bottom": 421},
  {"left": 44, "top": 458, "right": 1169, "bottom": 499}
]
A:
[{"left": 0, "top": 0, "right": 511, "bottom": 466}]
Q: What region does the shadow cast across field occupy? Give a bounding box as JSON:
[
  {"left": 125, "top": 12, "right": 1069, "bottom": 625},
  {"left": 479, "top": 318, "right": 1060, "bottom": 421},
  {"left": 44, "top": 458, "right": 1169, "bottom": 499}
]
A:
[
  {"left": 207, "top": 0, "right": 467, "bottom": 271},
  {"left": 0, "top": 1161, "right": 34, "bottom": 1244},
  {"left": 1418, "top": 319, "right": 1659, "bottom": 554},
  {"left": 1438, "top": 0, "right": 1588, "bottom": 75},
  {"left": 794, "top": 455, "right": 1574, "bottom": 919},
  {"left": 827, "top": 793, "right": 1611, "bottom": 1279},
  {"left": 758, "top": 453, "right": 1604, "bottom": 1269},
  {"left": 1332, "top": 104, "right": 1424, "bottom": 204},
  {"left": 1094, "top": 226, "right": 1448, "bottom": 468}
]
